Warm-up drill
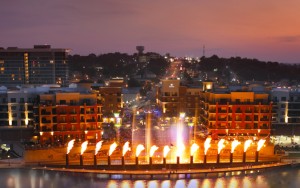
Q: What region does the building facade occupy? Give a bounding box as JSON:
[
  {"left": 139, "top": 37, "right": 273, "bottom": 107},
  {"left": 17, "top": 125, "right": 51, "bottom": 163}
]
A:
[
  {"left": 199, "top": 83, "right": 272, "bottom": 140},
  {"left": 0, "top": 45, "right": 69, "bottom": 86},
  {"left": 271, "top": 88, "right": 300, "bottom": 145},
  {"left": 37, "top": 92, "right": 102, "bottom": 145}
]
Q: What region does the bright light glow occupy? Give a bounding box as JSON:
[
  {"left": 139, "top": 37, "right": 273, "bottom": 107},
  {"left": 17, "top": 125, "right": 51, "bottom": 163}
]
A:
[
  {"left": 190, "top": 143, "right": 199, "bottom": 156},
  {"left": 67, "top": 139, "right": 75, "bottom": 154},
  {"left": 176, "top": 142, "right": 185, "bottom": 157},
  {"left": 257, "top": 139, "right": 266, "bottom": 151},
  {"left": 231, "top": 140, "right": 240, "bottom": 153},
  {"left": 136, "top": 144, "right": 145, "bottom": 157},
  {"left": 244, "top": 139, "right": 253, "bottom": 152},
  {"left": 179, "top": 112, "right": 186, "bottom": 119},
  {"left": 122, "top": 141, "right": 131, "bottom": 156},
  {"left": 95, "top": 140, "right": 103, "bottom": 155},
  {"left": 109, "top": 142, "right": 117, "bottom": 156},
  {"left": 204, "top": 137, "right": 212, "bottom": 155},
  {"left": 80, "top": 141, "right": 88, "bottom": 155},
  {"left": 150, "top": 145, "right": 159, "bottom": 157},
  {"left": 163, "top": 146, "right": 170, "bottom": 158},
  {"left": 217, "top": 139, "right": 225, "bottom": 154}
]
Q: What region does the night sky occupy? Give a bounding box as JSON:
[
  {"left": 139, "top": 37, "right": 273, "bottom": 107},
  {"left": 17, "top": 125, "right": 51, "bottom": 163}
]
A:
[{"left": 1, "top": 0, "right": 300, "bottom": 63}]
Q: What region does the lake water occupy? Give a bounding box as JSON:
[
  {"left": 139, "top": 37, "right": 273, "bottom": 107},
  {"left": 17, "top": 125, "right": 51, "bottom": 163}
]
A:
[{"left": 1, "top": 167, "right": 299, "bottom": 188}]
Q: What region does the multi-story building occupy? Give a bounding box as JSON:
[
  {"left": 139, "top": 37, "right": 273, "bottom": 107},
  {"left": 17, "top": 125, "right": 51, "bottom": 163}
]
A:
[
  {"left": 199, "top": 82, "right": 272, "bottom": 140},
  {"left": 156, "top": 79, "right": 202, "bottom": 124},
  {"left": 271, "top": 88, "right": 300, "bottom": 145},
  {"left": 98, "top": 78, "right": 124, "bottom": 123},
  {"left": 0, "top": 86, "right": 38, "bottom": 142},
  {"left": 0, "top": 45, "right": 69, "bottom": 86},
  {"left": 37, "top": 91, "right": 102, "bottom": 145}
]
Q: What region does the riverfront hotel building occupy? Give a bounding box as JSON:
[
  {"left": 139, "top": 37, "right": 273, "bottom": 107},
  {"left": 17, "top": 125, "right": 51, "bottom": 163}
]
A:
[
  {"left": 0, "top": 45, "right": 69, "bottom": 86},
  {"left": 37, "top": 92, "right": 102, "bottom": 145},
  {"left": 199, "top": 82, "right": 272, "bottom": 140}
]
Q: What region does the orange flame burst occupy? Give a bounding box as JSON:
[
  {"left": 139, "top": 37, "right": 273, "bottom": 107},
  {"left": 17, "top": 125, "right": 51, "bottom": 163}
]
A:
[
  {"left": 67, "top": 139, "right": 75, "bottom": 154},
  {"left": 163, "top": 146, "right": 170, "bottom": 158},
  {"left": 231, "top": 140, "right": 240, "bottom": 153},
  {"left": 122, "top": 141, "right": 131, "bottom": 156},
  {"left": 150, "top": 145, "right": 159, "bottom": 157},
  {"left": 190, "top": 143, "right": 199, "bottom": 156},
  {"left": 95, "top": 140, "right": 103, "bottom": 155},
  {"left": 244, "top": 139, "right": 252, "bottom": 152},
  {"left": 204, "top": 137, "right": 212, "bottom": 155},
  {"left": 80, "top": 141, "right": 88, "bottom": 155},
  {"left": 217, "top": 139, "right": 225, "bottom": 154},
  {"left": 176, "top": 142, "right": 185, "bottom": 157},
  {"left": 257, "top": 139, "right": 266, "bottom": 151},
  {"left": 109, "top": 142, "right": 117, "bottom": 156},
  {"left": 136, "top": 144, "right": 145, "bottom": 157}
]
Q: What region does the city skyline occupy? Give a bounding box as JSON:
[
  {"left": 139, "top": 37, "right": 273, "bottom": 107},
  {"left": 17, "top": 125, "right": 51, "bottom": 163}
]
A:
[{"left": 1, "top": 0, "right": 300, "bottom": 63}]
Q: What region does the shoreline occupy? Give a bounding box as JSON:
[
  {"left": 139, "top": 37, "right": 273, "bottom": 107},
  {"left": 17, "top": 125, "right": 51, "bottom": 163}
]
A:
[{"left": 1, "top": 159, "right": 296, "bottom": 180}]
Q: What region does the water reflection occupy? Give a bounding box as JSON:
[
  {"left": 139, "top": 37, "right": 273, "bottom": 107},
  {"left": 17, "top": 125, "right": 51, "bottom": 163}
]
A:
[{"left": 0, "top": 167, "right": 300, "bottom": 188}]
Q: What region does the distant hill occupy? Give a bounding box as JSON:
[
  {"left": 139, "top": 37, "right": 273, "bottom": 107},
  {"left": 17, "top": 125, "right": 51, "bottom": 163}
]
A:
[{"left": 197, "top": 55, "right": 300, "bottom": 82}]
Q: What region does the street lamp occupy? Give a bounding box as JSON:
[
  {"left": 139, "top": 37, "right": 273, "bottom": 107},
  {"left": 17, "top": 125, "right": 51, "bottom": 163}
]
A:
[{"left": 8, "top": 155, "right": 10, "bottom": 166}]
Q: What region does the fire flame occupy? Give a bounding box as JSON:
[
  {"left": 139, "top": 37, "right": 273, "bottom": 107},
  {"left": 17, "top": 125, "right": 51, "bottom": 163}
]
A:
[
  {"left": 257, "top": 139, "right": 266, "bottom": 151},
  {"left": 80, "top": 141, "right": 88, "bottom": 155},
  {"left": 150, "top": 145, "right": 159, "bottom": 157},
  {"left": 231, "top": 140, "right": 240, "bottom": 153},
  {"left": 204, "top": 137, "right": 211, "bottom": 155},
  {"left": 217, "top": 139, "right": 225, "bottom": 154},
  {"left": 122, "top": 141, "right": 131, "bottom": 156},
  {"left": 109, "top": 142, "right": 117, "bottom": 156},
  {"left": 244, "top": 139, "right": 252, "bottom": 152},
  {"left": 136, "top": 144, "right": 145, "bottom": 157},
  {"left": 163, "top": 146, "right": 170, "bottom": 158},
  {"left": 190, "top": 143, "right": 199, "bottom": 156},
  {"left": 95, "top": 140, "right": 103, "bottom": 155},
  {"left": 67, "top": 139, "right": 75, "bottom": 154},
  {"left": 176, "top": 142, "right": 185, "bottom": 157}
]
